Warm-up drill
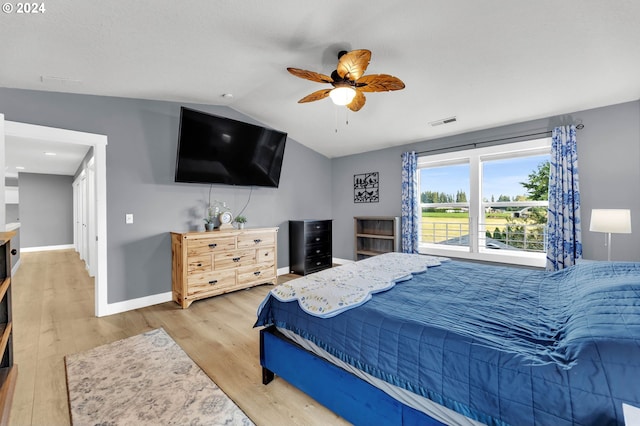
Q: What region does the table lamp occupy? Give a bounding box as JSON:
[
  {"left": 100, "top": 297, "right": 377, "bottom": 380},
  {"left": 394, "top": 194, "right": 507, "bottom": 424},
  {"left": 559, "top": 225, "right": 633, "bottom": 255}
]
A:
[{"left": 589, "top": 209, "right": 632, "bottom": 261}]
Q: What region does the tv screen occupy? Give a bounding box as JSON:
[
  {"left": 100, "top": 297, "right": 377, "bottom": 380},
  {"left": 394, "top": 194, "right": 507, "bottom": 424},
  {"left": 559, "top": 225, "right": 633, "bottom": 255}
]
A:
[{"left": 175, "top": 107, "right": 287, "bottom": 187}]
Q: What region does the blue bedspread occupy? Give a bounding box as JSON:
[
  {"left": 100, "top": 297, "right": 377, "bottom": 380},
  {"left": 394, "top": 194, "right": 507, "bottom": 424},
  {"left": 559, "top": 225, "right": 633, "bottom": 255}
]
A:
[{"left": 255, "top": 260, "right": 640, "bottom": 425}]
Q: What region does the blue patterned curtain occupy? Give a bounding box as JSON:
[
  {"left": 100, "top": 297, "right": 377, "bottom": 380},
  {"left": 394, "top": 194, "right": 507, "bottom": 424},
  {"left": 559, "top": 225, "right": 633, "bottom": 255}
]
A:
[
  {"left": 401, "top": 151, "right": 419, "bottom": 253},
  {"left": 546, "top": 125, "right": 582, "bottom": 271}
]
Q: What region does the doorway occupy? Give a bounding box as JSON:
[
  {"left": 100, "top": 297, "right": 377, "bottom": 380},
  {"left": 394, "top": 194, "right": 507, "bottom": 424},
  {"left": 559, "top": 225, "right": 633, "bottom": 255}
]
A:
[{"left": 2, "top": 116, "right": 109, "bottom": 317}]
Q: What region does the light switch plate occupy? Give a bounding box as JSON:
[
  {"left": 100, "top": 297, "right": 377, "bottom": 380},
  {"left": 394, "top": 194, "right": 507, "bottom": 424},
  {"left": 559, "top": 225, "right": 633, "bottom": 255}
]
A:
[{"left": 125, "top": 213, "right": 133, "bottom": 224}]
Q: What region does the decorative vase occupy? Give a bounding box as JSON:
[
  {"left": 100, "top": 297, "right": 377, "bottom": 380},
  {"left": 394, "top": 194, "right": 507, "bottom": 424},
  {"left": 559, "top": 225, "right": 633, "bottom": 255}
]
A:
[
  {"left": 238, "top": 223, "right": 245, "bottom": 229},
  {"left": 205, "top": 223, "right": 215, "bottom": 231}
]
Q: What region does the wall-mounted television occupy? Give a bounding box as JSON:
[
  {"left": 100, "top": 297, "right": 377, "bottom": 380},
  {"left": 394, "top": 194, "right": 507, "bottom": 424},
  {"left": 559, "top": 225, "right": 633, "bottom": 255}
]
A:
[{"left": 175, "top": 107, "right": 287, "bottom": 188}]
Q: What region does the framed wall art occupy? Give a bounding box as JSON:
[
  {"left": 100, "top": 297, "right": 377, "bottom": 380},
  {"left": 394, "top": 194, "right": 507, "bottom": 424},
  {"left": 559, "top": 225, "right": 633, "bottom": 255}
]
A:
[{"left": 354, "top": 172, "right": 379, "bottom": 203}]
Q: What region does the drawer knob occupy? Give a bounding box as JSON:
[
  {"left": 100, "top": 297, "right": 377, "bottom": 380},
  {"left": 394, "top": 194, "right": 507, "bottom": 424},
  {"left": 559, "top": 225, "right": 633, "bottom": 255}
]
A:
[
  {"left": 197, "top": 263, "right": 202, "bottom": 267},
  {"left": 208, "top": 243, "right": 217, "bottom": 248},
  {"left": 316, "top": 261, "right": 322, "bottom": 265},
  {"left": 253, "top": 271, "right": 261, "bottom": 276},
  {"left": 233, "top": 257, "right": 241, "bottom": 262},
  {"left": 316, "top": 249, "right": 321, "bottom": 254},
  {"left": 209, "top": 280, "right": 218, "bottom": 285},
  {"left": 315, "top": 237, "right": 320, "bottom": 241},
  {"left": 254, "top": 239, "right": 262, "bottom": 244},
  {"left": 315, "top": 225, "right": 320, "bottom": 229}
]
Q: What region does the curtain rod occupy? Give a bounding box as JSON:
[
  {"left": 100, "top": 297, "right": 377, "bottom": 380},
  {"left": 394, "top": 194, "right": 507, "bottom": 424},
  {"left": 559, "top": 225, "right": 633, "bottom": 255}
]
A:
[{"left": 413, "top": 123, "right": 584, "bottom": 156}]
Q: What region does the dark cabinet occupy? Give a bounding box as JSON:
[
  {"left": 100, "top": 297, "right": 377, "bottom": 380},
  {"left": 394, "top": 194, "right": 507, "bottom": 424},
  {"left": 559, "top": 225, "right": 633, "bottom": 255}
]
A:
[{"left": 289, "top": 220, "right": 332, "bottom": 275}]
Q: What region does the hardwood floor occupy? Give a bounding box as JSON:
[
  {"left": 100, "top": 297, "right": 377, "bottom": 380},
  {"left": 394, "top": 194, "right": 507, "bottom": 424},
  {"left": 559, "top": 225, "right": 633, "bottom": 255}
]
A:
[{"left": 9, "top": 250, "right": 350, "bottom": 425}]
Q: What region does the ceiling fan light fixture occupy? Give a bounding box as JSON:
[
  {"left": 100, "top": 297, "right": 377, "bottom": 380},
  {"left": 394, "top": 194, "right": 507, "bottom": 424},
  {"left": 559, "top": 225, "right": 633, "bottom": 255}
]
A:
[{"left": 329, "top": 87, "right": 356, "bottom": 106}]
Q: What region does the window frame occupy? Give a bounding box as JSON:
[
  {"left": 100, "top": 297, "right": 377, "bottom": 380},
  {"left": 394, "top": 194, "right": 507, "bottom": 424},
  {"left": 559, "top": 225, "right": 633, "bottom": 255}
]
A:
[{"left": 417, "top": 138, "right": 551, "bottom": 267}]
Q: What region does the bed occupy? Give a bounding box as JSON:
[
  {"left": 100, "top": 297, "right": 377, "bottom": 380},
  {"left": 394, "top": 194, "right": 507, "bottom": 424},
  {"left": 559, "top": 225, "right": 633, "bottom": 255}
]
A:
[{"left": 255, "top": 253, "right": 640, "bottom": 425}]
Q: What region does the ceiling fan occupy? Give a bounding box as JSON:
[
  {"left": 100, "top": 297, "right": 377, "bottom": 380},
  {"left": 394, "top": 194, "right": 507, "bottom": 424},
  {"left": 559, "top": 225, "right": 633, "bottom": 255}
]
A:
[{"left": 287, "top": 49, "right": 405, "bottom": 112}]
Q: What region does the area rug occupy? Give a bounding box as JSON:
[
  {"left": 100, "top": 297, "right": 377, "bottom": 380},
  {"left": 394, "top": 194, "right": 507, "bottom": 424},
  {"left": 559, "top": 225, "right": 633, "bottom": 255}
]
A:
[{"left": 65, "top": 328, "right": 254, "bottom": 426}]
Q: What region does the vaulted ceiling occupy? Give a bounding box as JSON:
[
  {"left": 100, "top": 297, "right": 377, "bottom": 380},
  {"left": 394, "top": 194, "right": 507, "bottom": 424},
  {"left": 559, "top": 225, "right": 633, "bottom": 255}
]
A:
[{"left": 2, "top": 0, "right": 640, "bottom": 165}]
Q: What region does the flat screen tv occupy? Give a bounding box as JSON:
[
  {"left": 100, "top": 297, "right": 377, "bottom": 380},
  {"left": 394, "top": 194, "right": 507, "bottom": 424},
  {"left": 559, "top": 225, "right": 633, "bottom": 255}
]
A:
[{"left": 175, "top": 107, "right": 287, "bottom": 187}]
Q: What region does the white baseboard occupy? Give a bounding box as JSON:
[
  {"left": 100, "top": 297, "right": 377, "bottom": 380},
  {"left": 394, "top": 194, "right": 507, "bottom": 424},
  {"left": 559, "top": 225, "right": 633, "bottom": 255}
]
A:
[
  {"left": 277, "top": 257, "right": 354, "bottom": 277},
  {"left": 277, "top": 266, "right": 292, "bottom": 276},
  {"left": 102, "top": 291, "right": 173, "bottom": 317},
  {"left": 11, "top": 258, "right": 21, "bottom": 276},
  {"left": 21, "top": 244, "right": 75, "bottom": 252},
  {"left": 103, "top": 258, "right": 355, "bottom": 317}
]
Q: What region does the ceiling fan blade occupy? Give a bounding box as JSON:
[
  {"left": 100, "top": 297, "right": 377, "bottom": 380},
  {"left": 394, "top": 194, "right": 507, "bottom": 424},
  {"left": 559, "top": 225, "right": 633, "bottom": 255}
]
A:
[
  {"left": 346, "top": 91, "right": 366, "bottom": 112},
  {"left": 355, "top": 74, "right": 406, "bottom": 92},
  {"left": 298, "top": 89, "right": 332, "bottom": 103},
  {"left": 287, "top": 68, "right": 334, "bottom": 84},
  {"left": 336, "top": 49, "right": 371, "bottom": 81}
]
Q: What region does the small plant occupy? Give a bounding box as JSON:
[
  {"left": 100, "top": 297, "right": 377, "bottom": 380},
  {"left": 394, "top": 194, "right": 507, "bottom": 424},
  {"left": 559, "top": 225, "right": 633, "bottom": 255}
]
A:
[
  {"left": 204, "top": 206, "right": 218, "bottom": 224},
  {"left": 234, "top": 215, "right": 247, "bottom": 224}
]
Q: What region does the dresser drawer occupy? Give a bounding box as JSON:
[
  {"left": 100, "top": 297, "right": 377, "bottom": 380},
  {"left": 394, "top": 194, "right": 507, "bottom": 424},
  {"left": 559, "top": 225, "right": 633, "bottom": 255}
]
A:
[
  {"left": 305, "top": 255, "right": 332, "bottom": 273},
  {"left": 187, "top": 237, "right": 236, "bottom": 256},
  {"left": 306, "top": 241, "right": 331, "bottom": 257},
  {"left": 237, "top": 232, "right": 276, "bottom": 249},
  {"left": 237, "top": 263, "right": 276, "bottom": 285},
  {"left": 214, "top": 249, "right": 256, "bottom": 270},
  {"left": 187, "top": 255, "right": 212, "bottom": 273},
  {"left": 187, "top": 269, "right": 236, "bottom": 294},
  {"left": 256, "top": 248, "right": 275, "bottom": 264},
  {"left": 305, "top": 233, "right": 330, "bottom": 245},
  {"left": 305, "top": 220, "right": 331, "bottom": 234}
]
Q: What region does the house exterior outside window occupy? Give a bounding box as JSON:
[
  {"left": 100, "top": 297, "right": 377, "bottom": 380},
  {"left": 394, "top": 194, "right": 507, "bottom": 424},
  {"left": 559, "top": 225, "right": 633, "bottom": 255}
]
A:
[{"left": 418, "top": 138, "right": 551, "bottom": 267}]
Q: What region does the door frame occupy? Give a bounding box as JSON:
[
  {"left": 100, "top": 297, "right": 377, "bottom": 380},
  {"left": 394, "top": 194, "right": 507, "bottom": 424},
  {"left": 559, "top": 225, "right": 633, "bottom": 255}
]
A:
[{"left": 3, "top": 118, "right": 109, "bottom": 317}]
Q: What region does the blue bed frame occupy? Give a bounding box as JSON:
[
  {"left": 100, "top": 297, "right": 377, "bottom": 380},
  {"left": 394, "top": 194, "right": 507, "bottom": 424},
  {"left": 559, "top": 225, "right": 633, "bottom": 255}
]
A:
[{"left": 260, "top": 326, "right": 444, "bottom": 426}]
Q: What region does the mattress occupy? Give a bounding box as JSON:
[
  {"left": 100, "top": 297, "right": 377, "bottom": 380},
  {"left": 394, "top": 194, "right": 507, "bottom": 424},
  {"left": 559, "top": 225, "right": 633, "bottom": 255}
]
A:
[{"left": 256, "top": 258, "right": 640, "bottom": 425}]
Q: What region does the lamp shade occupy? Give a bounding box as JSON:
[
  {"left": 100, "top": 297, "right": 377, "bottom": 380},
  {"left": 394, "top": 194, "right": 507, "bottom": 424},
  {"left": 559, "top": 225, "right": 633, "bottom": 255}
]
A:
[
  {"left": 589, "top": 209, "right": 632, "bottom": 234},
  {"left": 329, "top": 87, "right": 356, "bottom": 106}
]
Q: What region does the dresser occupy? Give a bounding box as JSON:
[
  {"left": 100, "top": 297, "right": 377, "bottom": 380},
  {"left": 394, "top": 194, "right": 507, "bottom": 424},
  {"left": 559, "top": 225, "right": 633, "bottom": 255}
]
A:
[
  {"left": 171, "top": 227, "right": 278, "bottom": 308},
  {"left": 0, "top": 232, "right": 17, "bottom": 424},
  {"left": 289, "top": 220, "right": 332, "bottom": 275}
]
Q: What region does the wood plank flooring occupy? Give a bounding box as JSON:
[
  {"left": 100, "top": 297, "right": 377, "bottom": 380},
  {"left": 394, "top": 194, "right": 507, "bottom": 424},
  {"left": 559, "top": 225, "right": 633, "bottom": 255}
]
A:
[{"left": 10, "top": 250, "right": 350, "bottom": 425}]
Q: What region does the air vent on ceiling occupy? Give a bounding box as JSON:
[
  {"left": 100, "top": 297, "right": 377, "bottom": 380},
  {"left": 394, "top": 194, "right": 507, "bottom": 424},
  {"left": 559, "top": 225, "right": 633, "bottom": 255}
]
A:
[
  {"left": 429, "top": 116, "right": 457, "bottom": 127},
  {"left": 40, "top": 76, "right": 83, "bottom": 86}
]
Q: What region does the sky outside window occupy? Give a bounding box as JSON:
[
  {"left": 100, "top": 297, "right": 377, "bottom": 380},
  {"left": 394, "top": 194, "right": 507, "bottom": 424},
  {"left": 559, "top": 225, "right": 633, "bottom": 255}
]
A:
[{"left": 420, "top": 155, "right": 548, "bottom": 201}]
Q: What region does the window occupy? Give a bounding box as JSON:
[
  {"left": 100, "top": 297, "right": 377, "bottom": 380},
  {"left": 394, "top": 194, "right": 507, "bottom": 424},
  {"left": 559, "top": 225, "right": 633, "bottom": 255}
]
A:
[{"left": 417, "top": 138, "right": 551, "bottom": 267}]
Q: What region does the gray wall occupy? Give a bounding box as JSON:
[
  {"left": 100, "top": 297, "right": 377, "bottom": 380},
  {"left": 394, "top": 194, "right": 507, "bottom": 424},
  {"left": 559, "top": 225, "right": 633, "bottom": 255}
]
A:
[
  {"left": 3, "top": 86, "right": 639, "bottom": 306},
  {"left": 332, "top": 100, "right": 640, "bottom": 262},
  {"left": 18, "top": 173, "right": 74, "bottom": 247},
  {"left": 0, "top": 88, "right": 333, "bottom": 304}
]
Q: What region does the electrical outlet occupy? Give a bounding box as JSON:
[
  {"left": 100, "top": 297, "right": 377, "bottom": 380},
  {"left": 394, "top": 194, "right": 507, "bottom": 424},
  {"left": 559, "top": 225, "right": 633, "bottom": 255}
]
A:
[{"left": 125, "top": 214, "right": 133, "bottom": 224}]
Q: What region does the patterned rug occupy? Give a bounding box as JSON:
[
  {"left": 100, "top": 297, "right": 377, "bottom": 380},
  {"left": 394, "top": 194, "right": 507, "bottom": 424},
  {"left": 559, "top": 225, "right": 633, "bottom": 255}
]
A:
[{"left": 65, "top": 328, "right": 254, "bottom": 426}]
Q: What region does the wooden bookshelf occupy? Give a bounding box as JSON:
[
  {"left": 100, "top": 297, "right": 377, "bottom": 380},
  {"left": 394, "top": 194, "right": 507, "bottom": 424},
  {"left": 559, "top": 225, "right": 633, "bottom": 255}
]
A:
[
  {"left": 0, "top": 232, "right": 16, "bottom": 426},
  {"left": 354, "top": 217, "right": 401, "bottom": 260}
]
